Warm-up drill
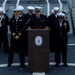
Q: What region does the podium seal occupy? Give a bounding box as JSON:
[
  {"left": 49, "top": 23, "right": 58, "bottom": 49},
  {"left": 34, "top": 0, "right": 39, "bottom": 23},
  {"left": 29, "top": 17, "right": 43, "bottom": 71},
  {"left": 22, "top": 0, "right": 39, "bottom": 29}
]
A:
[{"left": 34, "top": 36, "right": 43, "bottom": 46}]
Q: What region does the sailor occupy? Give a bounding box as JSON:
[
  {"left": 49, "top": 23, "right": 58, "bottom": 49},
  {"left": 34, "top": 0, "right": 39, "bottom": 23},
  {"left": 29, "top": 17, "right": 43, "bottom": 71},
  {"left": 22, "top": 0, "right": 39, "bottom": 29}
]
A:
[
  {"left": 48, "top": 7, "right": 59, "bottom": 52},
  {"left": 7, "top": 7, "right": 25, "bottom": 68},
  {"left": 28, "top": 6, "right": 49, "bottom": 29},
  {"left": 25, "top": 6, "right": 35, "bottom": 21},
  {"left": 53, "top": 12, "right": 70, "bottom": 67},
  {"left": 0, "top": 7, "right": 9, "bottom": 53}
]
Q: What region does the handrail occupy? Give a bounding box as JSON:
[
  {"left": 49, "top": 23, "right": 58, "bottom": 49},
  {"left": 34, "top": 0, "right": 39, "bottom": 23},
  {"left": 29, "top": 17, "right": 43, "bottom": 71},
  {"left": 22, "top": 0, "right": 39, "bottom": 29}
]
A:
[
  {"left": 58, "top": 0, "right": 63, "bottom": 13},
  {"left": 46, "top": 0, "right": 50, "bottom": 17},
  {"left": 16, "top": 0, "right": 20, "bottom": 7},
  {"left": 2, "top": 0, "right": 7, "bottom": 13},
  {"left": 67, "top": 2, "right": 75, "bottom": 34}
]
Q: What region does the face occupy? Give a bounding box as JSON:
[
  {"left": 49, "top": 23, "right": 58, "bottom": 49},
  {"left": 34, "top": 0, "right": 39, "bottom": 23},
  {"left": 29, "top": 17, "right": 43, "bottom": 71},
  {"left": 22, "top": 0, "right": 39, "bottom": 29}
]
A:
[
  {"left": 14, "top": 11, "right": 20, "bottom": 18},
  {"left": 0, "top": 12, "right": 3, "bottom": 16},
  {"left": 28, "top": 10, "right": 33, "bottom": 14},
  {"left": 58, "top": 18, "right": 64, "bottom": 22},
  {"left": 19, "top": 11, "right": 24, "bottom": 15},
  {"left": 54, "top": 10, "right": 59, "bottom": 14},
  {"left": 35, "top": 11, "right": 41, "bottom": 17}
]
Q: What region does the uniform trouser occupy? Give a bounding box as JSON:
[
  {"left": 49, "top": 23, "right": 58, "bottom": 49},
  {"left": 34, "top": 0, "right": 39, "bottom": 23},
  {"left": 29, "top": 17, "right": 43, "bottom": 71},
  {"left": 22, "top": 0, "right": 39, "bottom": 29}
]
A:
[
  {"left": 0, "top": 33, "right": 9, "bottom": 52},
  {"left": 55, "top": 37, "right": 68, "bottom": 64},
  {"left": 22, "top": 31, "right": 28, "bottom": 56},
  {"left": 8, "top": 37, "right": 25, "bottom": 64},
  {"left": 49, "top": 30, "right": 55, "bottom": 52}
]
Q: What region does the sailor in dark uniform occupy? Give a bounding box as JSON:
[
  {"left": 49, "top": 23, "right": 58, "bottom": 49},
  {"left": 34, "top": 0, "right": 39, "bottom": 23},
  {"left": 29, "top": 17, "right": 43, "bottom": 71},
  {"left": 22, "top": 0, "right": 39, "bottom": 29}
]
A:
[
  {"left": 48, "top": 7, "right": 59, "bottom": 52},
  {"left": 21, "top": 6, "right": 35, "bottom": 56},
  {"left": 25, "top": 6, "right": 34, "bottom": 21},
  {"left": 28, "top": 6, "right": 49, "bottom": 29},
  {"left": 53, "top": 13, "right": 70, "bottom": 67},
  {"left": 0, "top": 7, "right": 9, "bottom": 53},
  {"left": 16, "top": 5, "right": 26, "bottom": 19},
  {"left": 7, "top": 8, "right": 25, "bottom": 68}
]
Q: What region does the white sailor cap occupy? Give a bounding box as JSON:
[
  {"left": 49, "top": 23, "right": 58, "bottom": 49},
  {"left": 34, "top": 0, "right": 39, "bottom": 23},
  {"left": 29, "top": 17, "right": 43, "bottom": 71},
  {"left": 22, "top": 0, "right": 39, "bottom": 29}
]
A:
[
  {"left": 16, "top": 5, "right": 24, "bottom": 11},
  {"left": 54, "top": 7, "right": 59, "bottom": 11},
  {"left": 27, "top": 6, "right": 34, "bottom": 10},
  {"left": 34, "top": 6, "right": 43, "bottom": 12},
  {"left": 0, "top": 7, "right": 3, "bottom": 12},
  {"left": 57, "top": 12, "right": 65, "bottom": 19},
  {"left": 12, "top": 8, "right": 20, "bottom": 15},
  {"left": 57, "top": 12, "right": 65, "bottom": 17},
  {"left": 12, "top": 8, "right": 19, "bottom": 12}
]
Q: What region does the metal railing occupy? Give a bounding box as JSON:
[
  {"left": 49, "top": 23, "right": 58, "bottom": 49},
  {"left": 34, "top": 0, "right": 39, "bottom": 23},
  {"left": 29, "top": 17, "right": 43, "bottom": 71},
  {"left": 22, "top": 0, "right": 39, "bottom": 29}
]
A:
[
  {"left": 67, "top": 2, "right": 75, "bottom": 34},
  {"left": 0, "top": 0, "right": 68, "bottom": 4}
]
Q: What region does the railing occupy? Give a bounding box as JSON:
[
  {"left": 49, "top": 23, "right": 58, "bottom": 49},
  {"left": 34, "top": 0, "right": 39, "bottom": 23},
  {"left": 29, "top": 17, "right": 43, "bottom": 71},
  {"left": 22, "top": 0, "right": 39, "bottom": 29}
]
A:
[
  {"left": 67, "top": 2, "right": 75, "bottom": 34},
  {"left": 6, "top": 0, "right": 46, "bottom": 4},
  {"left": 0, "top": 0, "right": 68, "bottom": 4},
  {"left": 49, "top": 0, "right": 68, "bottom": 4}
]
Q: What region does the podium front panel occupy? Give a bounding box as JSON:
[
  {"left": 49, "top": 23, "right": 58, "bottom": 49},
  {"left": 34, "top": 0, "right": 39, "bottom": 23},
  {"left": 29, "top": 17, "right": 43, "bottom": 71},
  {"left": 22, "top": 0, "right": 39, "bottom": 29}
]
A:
[{"left": 28, "top": 29, "right": 49, "bottom": 72}]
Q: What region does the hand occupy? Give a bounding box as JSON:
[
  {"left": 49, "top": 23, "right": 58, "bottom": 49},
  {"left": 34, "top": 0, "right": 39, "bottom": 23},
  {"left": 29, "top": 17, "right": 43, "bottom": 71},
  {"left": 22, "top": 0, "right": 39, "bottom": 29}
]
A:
[
  {"left": 44, "top": 26, "right": 49, "bottom": 29},
  {"left": 64, "top": 23, "right": 67, "bottom": 28},
  {"left": 27, "top": 26, "right": 31, "bottom": 30},
  {"left": 15, "top": 35, "right": 20, "bottom": 40}
]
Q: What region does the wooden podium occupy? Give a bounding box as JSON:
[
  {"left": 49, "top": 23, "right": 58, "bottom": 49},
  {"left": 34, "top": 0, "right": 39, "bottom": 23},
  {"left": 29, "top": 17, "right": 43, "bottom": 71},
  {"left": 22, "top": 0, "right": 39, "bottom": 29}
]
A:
[{"left": 28, "top": 29, "right": 49, "bottom": 72}]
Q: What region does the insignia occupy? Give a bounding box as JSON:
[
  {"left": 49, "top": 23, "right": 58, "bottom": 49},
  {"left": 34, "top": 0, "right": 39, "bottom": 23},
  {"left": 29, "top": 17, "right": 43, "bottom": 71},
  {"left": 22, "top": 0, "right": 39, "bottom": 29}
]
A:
[{"left": 34, "top": 36, "right": 43, "bottom": 46}]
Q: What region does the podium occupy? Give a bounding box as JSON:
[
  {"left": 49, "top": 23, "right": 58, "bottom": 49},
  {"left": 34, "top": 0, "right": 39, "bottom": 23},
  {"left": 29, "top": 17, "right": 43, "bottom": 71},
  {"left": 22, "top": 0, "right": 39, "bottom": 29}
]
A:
[{"left": 28, "top": 29, "right": 49, "bottom": 72}]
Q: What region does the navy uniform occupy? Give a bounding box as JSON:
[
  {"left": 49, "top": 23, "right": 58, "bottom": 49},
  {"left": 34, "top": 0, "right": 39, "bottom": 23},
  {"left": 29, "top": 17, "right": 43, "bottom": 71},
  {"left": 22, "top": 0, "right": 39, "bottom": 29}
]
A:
[
  {"left": 25, "top": 6, "right": 35, "bottom": 21},
  {"left": 23, "top": 6, "right": 35, "bottom": 56},
  {"left": 48, "top": 7, "right": 59, "bottom": 52},
  {"left": 0, "top": 7, "right": 9, "bottom": 53},
  {"left": 53, "top": 13, "right": 70, "bottom": 67},
  {"left": 7, "top": 8, "right": 25, "bottom": 68},
  {"left": 29, "top": 6, "right": 49, "bottom": 29}
]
